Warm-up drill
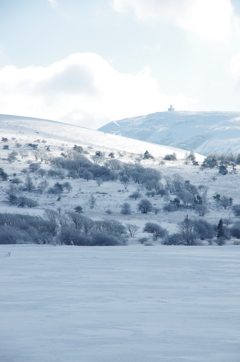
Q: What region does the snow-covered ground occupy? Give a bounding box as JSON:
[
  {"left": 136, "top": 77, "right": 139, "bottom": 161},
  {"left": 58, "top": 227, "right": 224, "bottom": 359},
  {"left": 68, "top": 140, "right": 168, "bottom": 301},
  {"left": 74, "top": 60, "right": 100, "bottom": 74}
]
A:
[
  {"left": 1, "top": 244, "right": 240, "bottom": 362},
  {"left": 98, "top": 110, "right": 240, "bottom": 155},
  {"left": 0, "top": 114, "right": 203, "bottom": 161}
]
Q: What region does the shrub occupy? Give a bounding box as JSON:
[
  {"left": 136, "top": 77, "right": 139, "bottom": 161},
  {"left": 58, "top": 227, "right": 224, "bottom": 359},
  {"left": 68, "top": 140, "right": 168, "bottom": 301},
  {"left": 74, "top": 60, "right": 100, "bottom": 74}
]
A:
[
  {"left": 143, "top": 222, "right": 167, "bottom": 240},
  {"left": 164, "top": 153, "right": 177, "bottom": 161},
  {"left": 0, "top": 212, "right": 57, "bottom": 244},
  {"left": 59, "top": 227, "right": 91, "bottom": 245},
  {"left": 73, "top": 145, "right": 83, "bottom": 153},
  {"left": 163, "top": 202, "right": 178, "bottom": 212},
  {"left": 194, "top": 204, "right": 209, "bottom": 216},
  {"left": 146, "top": 191, "right": 156, "bottom": 197},
  {"left": 230, "top": 222, "right": 240, "bottom": 239},
  {"left": 28, "top": 143, "right": 38, "bottom": 149},
  {"left": 232, "top": 204, "right": 240, "bottom": 216},
  {"left": 68, "top": 213, "right": 94, "bottom": 235},
  {"left": 7, "top": 152, "right": 17, "bottom": 163},
  {"left": 90, "top": 233, "right": 123, "bottom": 246},
  {"left": 17, "top": 196, "right": 39, "bottom": 208},
  {"left": 74, "top": 206, "right": 83, "bottom": 213},
  {"left": 193, "top": 219, "right": 214, "bottom": 240},
  {"left": 62, "top": 182, "right": 72, "bottom": 192},
  {"left": 144, "top": 180, "right": 158, "bottom": 191},
  {"left": 105, "top": 209, "right": 112, "bottom": 214},
  {"left": 138, "top": 237, "right": 149, "bottom": 244},
  {"left": 201, "top": 155, "right": 218, "bottom": 169},
  {"left": 0, "top": 168, "right": 9, "bottom": 181},
  {"left": 81, "top": 170, "right": 93, "bottom": 181},
  {"left": 120, "top": 202, "right": 131, "bottom": 215},
  {"left": 11, "top": 177, "right": 23, "bottom": 185},
  {"left": 0, "top": 226, "right": 30, "bottom": 244},
  {"left": 219, "top": 196, "right": 233, "bottom": 209},
  {"left": 48, "top": 168, "right": 65, "bottom": 179},
  {"left": 219, "top": 165, "right": 228, "bottom": 175},
  {"left": 37, "top": 168, "right": 47, "bottom": 177},
  {"left": 29, "top": 163, "right": 40, "bottom": 173},
  {"left": 143, "top": 150, "right": 154, "bottom": 159},
  {"left": 162, "top": 233, "right": 182, "bottom": 245},
  {"left": 138, "top": 199, "right": 153, "bottom": 213},
  {"left": 48, "top": 182, "right": 64, "bottom": 195},
  {"left": 94, "top": 219, "right": 126, "bottom": 239},
  {"left": 129, "top": 191, "right": 141, "bottom": 200},
  {"left": 67, "top": 170, "right": 79, "bottom": 179}
]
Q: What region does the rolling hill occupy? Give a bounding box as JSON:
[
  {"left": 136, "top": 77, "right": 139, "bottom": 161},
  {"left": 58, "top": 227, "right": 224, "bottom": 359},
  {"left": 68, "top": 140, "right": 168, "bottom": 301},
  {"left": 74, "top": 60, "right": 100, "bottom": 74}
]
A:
[
  {"left": 98, "top": 110, "right": 240, "bottom": 155},
  {"left": 0, "top": 113, "right": 204, "bottom": 161}
]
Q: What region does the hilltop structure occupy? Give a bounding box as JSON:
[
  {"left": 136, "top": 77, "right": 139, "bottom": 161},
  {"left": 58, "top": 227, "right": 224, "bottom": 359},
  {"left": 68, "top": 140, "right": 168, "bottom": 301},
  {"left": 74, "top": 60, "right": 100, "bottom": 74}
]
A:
[{"left": 168, "top": 105, "right": 175, "bottom": 112}]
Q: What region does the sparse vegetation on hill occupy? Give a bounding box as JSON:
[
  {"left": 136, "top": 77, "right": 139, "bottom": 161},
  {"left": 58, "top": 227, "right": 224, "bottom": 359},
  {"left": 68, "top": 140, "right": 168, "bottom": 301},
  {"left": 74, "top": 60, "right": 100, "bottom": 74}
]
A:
[{"left": 0, "top": 123, "right": 240, "bottom": 247}]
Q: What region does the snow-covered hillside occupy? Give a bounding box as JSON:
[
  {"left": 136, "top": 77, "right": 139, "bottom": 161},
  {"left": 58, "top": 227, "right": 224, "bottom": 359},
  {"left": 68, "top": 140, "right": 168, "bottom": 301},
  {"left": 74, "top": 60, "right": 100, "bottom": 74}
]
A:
[
  {"left": 98, "top": 110, "right": 240, "bottom": 155},
  {"left": 0, "top": 114, "right": 204, "bottom": 161}
]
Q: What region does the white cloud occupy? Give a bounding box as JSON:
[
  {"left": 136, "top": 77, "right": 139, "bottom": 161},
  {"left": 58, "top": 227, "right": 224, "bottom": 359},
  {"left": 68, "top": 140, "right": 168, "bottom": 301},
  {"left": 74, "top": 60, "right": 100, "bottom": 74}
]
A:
[
  {"left": 229, "top": 53, "right": 240, "bottom": 77},
  {"left": 0, "top": 53, "right": 196, "bottom": 129},
  {"left": 112, "top": 0, "right": 235, "bottom": 42},
  {"left": 229, "top": 53, "right": 240, "bottom": 90},
  {"left": 47, "top": 0, "right": 58, "bottom": 9}
]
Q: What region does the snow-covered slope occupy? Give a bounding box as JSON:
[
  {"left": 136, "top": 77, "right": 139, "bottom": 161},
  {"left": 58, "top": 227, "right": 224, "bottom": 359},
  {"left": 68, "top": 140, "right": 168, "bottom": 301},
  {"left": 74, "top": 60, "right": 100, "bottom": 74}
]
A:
[
  {"left": 98, "top": 111, "right": 240, "bottom": 155},
  {"left": 0, "top": 114, "right": 204, "bottom": 161},
  {"left": 1, "top": 244, "right": 240, "bottom": 362}
]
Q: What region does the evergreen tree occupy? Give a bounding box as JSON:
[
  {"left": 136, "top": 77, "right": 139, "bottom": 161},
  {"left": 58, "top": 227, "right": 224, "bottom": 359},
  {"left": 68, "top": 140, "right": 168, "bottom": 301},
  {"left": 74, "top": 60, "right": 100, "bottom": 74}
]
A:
[{"left": 216, "top": 218, "right": 226, "bottom": 245}]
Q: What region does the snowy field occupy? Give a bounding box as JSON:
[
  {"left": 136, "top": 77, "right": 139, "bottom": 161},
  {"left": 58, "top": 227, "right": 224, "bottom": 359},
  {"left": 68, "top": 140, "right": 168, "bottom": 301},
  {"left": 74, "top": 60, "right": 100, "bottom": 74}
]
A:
[{"left": 1, "top": 244, "right": 240, "bottom": 362}]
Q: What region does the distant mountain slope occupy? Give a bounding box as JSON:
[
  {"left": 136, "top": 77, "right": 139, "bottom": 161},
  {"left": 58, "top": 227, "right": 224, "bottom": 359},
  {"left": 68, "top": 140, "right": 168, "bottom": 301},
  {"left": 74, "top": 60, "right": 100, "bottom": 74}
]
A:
[
  {"left": 98, "top": 111, "right": 240, "bottom": 155},
  {"left": 0, "top": 114, "right": 204, "bottom": 161}
]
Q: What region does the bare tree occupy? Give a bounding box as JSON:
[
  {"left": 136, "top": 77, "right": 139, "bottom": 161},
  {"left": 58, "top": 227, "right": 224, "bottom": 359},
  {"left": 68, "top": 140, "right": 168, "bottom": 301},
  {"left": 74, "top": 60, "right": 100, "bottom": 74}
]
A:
[
  {"left": 126, "top": 223, "right": 139, "bottom": 237},
  {"left": 24, "top": 175, "right": 35, "bottom": 191},
  {"left": 89, "top": 194, "right": 96, "bottom": 209},
  {"left": 120, "top": 175, "right": 130, "bottom": 190},
  {"left": 19, "top": 147, "right": 29, "bottom": 159},
  {"left": 95, "top": 177, "right": 103, "bottom": 186}
]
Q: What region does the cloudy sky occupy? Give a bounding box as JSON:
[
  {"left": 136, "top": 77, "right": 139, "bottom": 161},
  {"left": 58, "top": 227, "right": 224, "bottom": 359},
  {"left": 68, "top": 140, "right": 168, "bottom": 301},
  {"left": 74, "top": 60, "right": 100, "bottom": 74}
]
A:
[{"left": 1, "top": 0, "right": 240, "bottom": 129}]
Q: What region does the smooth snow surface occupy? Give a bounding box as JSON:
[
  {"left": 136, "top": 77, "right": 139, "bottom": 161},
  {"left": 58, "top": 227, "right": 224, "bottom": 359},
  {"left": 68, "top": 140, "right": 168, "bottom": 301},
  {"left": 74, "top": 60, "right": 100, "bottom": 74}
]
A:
[
  {"left": 98, "top": 111, "right": 240, "bottom": 155},
  {"left": 0, "top": 114, "right": 204, "bottom": 161},
  {"left": 1, "top": 245, "right": 240, "bottom": 362}
]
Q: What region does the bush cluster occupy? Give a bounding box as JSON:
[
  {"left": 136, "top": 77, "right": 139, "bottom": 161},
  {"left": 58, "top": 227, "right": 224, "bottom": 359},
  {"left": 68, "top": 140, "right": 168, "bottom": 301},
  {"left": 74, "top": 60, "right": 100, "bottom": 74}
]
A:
[{"left": 0, "top": 212, "right": 127, "bottom": 246}]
